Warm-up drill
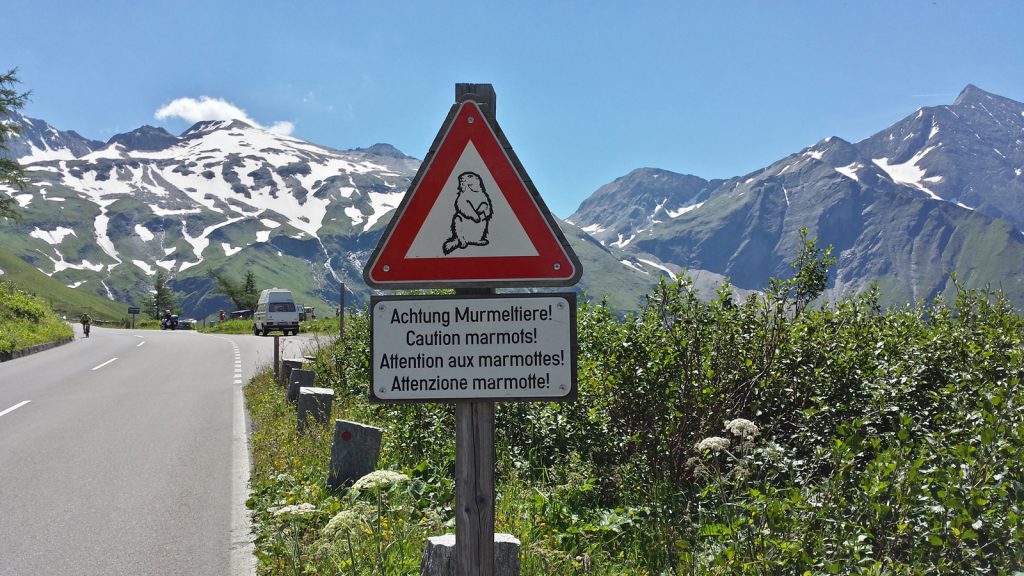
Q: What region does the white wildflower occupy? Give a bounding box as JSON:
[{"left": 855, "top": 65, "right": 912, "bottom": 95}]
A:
[
  {"left": 725, "top": 418, "right": 760, "bottom": 440},
  {"left": 694, "top": 436, "right": 731, "bottom": 453},
  {"left": 352, "top": 470, "right": 410, "bottom": 492},
  {"left": 321, "top": 502, "right": 374, "bottom": 538},
  {"left": 273, "top": 502, "right": 317, "bottom": 518}
]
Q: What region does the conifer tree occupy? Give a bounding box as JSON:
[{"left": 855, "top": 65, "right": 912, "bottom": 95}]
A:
[{"left": 0, "top": 68, "right": 30, "bottom": 220}]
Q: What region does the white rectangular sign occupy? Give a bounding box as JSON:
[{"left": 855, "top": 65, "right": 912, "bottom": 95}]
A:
[{"left": 370, "top": 293, "right": 577, "bottom": 402}]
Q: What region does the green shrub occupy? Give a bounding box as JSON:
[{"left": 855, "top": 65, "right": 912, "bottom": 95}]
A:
[{"left": 0, "top": 280, "right": 73, "bottom": 354}]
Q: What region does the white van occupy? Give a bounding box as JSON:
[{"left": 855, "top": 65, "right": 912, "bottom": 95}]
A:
[{"left": 253, "top": 288, "right": 300, "bottom": 336}]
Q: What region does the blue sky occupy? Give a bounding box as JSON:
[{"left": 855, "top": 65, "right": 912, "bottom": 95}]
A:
[{"left": 3, "top": 0, "right": 1023, "bottom": 218}]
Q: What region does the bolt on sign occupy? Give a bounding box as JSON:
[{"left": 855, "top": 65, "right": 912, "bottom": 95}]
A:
[{"left": 370, "top": 293, "right": 577, "bottom": 403}]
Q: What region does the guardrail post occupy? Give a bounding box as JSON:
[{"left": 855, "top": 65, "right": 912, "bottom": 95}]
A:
[{"left": 273, "top": 335, "right": 280, "bottom": 383}]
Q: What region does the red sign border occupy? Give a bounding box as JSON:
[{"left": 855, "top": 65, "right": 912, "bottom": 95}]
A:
[{"left": 363, "top": 98, "right": 582, "bottom": 288}]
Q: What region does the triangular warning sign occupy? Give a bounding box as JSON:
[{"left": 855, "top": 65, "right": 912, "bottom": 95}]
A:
[{"left": 363, "top": 99, "right": 582, "bottom": 288}]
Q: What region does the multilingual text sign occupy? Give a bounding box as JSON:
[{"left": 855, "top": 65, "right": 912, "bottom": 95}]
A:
[{"left": 370, "top": 293, "right": 577, "bottom": 402}]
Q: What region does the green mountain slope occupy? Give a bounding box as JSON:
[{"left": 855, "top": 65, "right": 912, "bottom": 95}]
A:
[{"left": 0, "top": 248, "right": 127, "bottom": 320}]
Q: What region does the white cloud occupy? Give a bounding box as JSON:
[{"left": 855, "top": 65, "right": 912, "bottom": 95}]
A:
[
  {"left": 268, "top": 121, "right": 295, "bottom": 135},
  {"left": 154, "top": 96, "right": 294, "bottom": 135}
]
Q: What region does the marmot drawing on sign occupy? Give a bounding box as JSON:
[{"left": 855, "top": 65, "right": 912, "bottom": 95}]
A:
[{"left": 442, "top": 171, "right": 493, "bottom": 254}]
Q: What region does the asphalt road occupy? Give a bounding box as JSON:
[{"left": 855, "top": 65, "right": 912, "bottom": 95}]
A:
[{"left": 0, "top": 326, "right": 318, "bottom": 576}]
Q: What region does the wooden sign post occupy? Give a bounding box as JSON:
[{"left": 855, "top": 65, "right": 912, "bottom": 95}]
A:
[
  {"left": 455, "top": 385, "right": 496, "bottom": 574},
  {"left": 364, "top": 84, "right": 581, "bottom": 575},
  {"left": 455, "top": 282, "right": 495, "bottom": 576}
]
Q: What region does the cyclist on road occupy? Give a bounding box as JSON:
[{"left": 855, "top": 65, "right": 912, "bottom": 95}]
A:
[{"left": 81, "top": 313, "right": 92, "bottom": 337}]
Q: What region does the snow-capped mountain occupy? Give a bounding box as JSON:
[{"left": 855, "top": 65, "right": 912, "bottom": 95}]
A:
[
  {"left": 0, "top": 115, "right": 420, "bottom": 312},
  {"left": 4, "top": 112, "right": 103, "bottom": 162},
  {"left": 857, "top": 85, "right": 1024, "bottom": 229},
  {"left": 569, "top": 85, "right": 1024, "bottom": 306},
  {"left": 1, "top": 115, "right": 656, "bottom": 315},
  {"left": 567, "top": 168, "right": 719, "bottom": 249}
]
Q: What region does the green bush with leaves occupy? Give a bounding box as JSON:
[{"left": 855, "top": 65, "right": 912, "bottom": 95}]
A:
[
  {"left": 0, "top": 280, "right": 73, "bottom": 355},
  {"left": 245, "top": 234, "right": 1024, "bottom": 574}
]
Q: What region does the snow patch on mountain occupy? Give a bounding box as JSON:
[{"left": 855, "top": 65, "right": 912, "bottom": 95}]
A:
[
  {"left": 11, "top": 193, "right": 32, "bottom": 208},
  {"left": 222, "top": 243, "right": 242, "bottom": 256},
  {"left": 135, "top": 224, "right": 155, "bottom": 241},
  {"left": 45, "top": 249, "right": 105, "bottom": 274},
  {"left": 667, "top": 202, "right": 704, "bottom": 218},
  {"left": 94, "top": 212, "right": 122, "bottom": 263},
  {"left": 19, "top": 144, "right": 78, "bottom": 163},
  {"left": 621, "top": 259, "right": 647, "bottom": 274},
  {"left": 637, "top": 258, "right": 676, "bottom": 277},
  {"left": 180, "top": 216, "right": 246, "bottom": 266},
  {"left": 835, "top": 162, "right": 863, "bottom": 182},
  {"left": 133, "top": 260, "right": 156, "bottom": 275},
  {"left": 872, "top": 146, "right": 943, "bottom": 200},
  {"left": 612, "top": 233, "right": 636, "bottom": 248},
  {"left": 151, "top": 205, "right": 202, "bottom": 217},
  {"left": 83, "top": 143, "right": 129, "bottom": 161},
  {"left": 29, "top": 226, "right": 76, "bottom": 245},
  {"left": 364, "top": 191, "right": 401, "bottom": 231}
]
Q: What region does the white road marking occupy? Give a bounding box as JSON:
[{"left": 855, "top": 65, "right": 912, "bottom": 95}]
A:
[
  {"left": 227, "top": 336, "right": 256, "bottom": 576},
  {"left": 137, "top": 341, "right": 146, "bottom": 348},
  {"left": 91, "top": 358, "right": 118, "bottom": 371},
  {"left": 0, "top": 401, "right": 31, "bottom": 418}
]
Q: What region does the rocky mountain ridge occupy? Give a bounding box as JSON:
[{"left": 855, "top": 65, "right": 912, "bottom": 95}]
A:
[{"left": 568, "top": 85, "right": 1024, "bottom": 306}]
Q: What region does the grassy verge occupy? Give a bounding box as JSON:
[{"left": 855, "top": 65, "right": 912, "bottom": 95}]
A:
[
  {"left": 202, "top": 317, "right": 344, "bottom": 335},
  {"left": 0, "top": 280, "right": 74, "bottom": 355},
  {"left": 245, "top": 365, "right": 442, "bottom": 574},
  {"left": 202, "top": 319, "right": 254, "bottom": 334}
]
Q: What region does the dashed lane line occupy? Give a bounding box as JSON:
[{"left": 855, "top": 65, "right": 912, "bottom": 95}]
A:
[
  {"left": 91, "top": 358, "right": 118, "bottom": 371},
  {"left": 0, "top": 401, "right": 31, "bottom": 418}
]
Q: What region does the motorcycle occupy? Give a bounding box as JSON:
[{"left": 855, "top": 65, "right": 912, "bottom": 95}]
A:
[{"left": 160, "top": 314, "right": 179, "bottom": 330}]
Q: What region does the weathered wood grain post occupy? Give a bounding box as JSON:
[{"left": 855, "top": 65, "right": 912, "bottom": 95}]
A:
[
  {"left": 362, "top": 83, "right": 582, "bottom": 576},
  {"left": 453, "top": 85, "right": 498, "bottom": 575}
]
